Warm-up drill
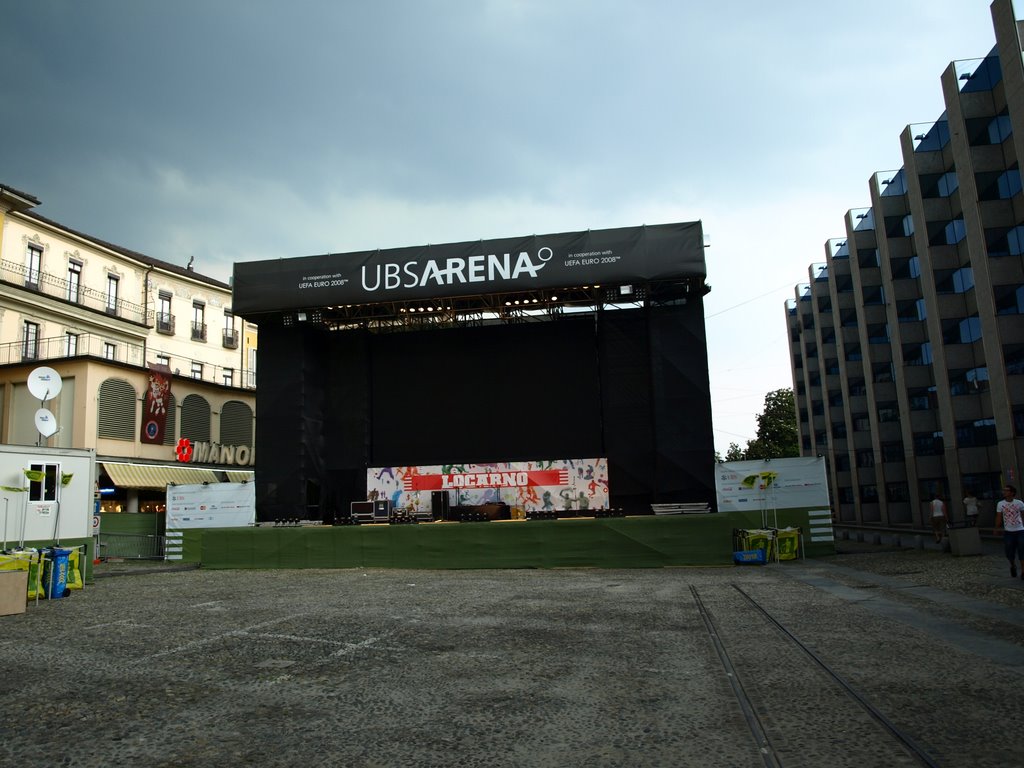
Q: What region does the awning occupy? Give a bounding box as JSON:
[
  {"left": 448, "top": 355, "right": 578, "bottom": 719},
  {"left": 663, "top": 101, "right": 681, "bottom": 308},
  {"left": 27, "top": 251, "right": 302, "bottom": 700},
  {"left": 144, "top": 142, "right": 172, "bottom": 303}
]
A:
[
  {"left": 225, "top": 470, "right": 254, "bottom": 483},
  {"left": 102, "top": 462, "right": 220, "bottom": 490}
]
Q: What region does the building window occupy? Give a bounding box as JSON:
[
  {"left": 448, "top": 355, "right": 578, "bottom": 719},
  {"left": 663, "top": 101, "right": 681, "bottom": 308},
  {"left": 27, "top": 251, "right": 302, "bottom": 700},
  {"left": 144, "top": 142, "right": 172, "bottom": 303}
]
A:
[
  {"left": 860, "top": 484, "right": 879, "bottom": 503},
  {"left": 913, "top": 431, "right": 944, "bottom": 456},
  {"left": 877, "top": 402, "right": 899, "bottom": 422},
  {"left": 848, "top": 378, "right": 867, "bottom": 397},
  {"left": 942, "top": 316, "right": 982, "bottom": 344},
  {"left": 223, "top": 312, "right": 239, "bottom": 349},
  {"left": 852, "top": 414, "right": 871, "bottom": 432},
  {"left": 881, "top": 441, "right": 904, "bottom": 463},
  {"left": 961, "top": 472, "right": 1003, "bottom": 500},
  {"left": 872, "top": 362, "right": 894, "bottom": 383},
  {"left": 103, "top": 343, "right": 116, "bottom": 360},
  {"left": 97, "top": 378, "right": 136, "bottom": 440},
  {"left": 157, "top": 292, "right": 174, "bottom": 334},
  {"left": 192, "top": 302, "right": 207, "bottom": 342},
  {"left": 863, "top": 286, "right": 886, "bottom": 306},
  {"left": 949, "top": 367, "right": 989, "bottom": 394},
  {"left": 985, "top": 224, "right": 1024, "bottom": 257},
  {"left": 191, "top": 362, "right": 203, "bottom": 380},
  {"left": 934, "top": 267, "right": 974, "bottom": 294},
  {"left": 908, "top": 386, "right": 937, "bottom": 410},
  {"left": 834, "top": 454, "right": 850, "bottom": 471},
  {"left": 966, "top": 113, "right": 1011, "bottom": 146},
  {"left": 903, "top": 342, "right": 933, "bottom": 366},
  {"left": 156, "top": 353, "right": 170, "bottom": 368},
  {"left": 956, "top": 418, "right": 997, "bottom": 448},
  {"left": 67, "top": 260, "right": 82, "bottom": 303},
  {"left": 858, "top": 249, "right": 881, "bottom": 269},
  {"left": 920, "top": 171, "right": 959, "bottom": 198},
  {"left": 867, "top": 323, "right": 889, "bottom": 344},
  {"left": 22, "top": 321, "right": 40, "bottom": 361},
  {"left": 976, "top": 168, "right": 1022, "bottom": 200},
  {"left": 831, "top": 422, "right": 847, "bottom": 438},
  {"left": 220, "top": 400, "right": 254, "bottom": 448},
  {"left": 222, "top": 368, "right": 234, "bottom": 387},
  {"left": 890, "top": 255, "right": 921, "bottom": 280},
  {"left": 844, "top": 344, "right": 862, "bottom": 362},
  {"left": 106, "top": 275, "right": 119, "bottom": 315},
  {"left": 1014, "top": 407, "right": 1024, "bottom": 437},
  {"left": 28, "top": 463, "right": 59, "bottom": 502},
  {"left": 1005, "top": 344, "right": 1024, "bottom": 375},
  {"left": 995, "top": 284, "right": 1024, "bottom": 315},
  {"left": 180, "top": 394, "right": 212, "bottom": 443},
  {"left": 897, "top": 299, "right": 926, "bottom": 322},
  {"left": 26, "top": 244, "right": 41, "bottom": 288},
  {"left": 838, "top": 487, "right": 855, "bottom": 504},
  {"left": 885, "top": 482, "right": 910, "bottom": 502},
  {"left": 65, "top": 332, "right": 78, "bottom": 357}
]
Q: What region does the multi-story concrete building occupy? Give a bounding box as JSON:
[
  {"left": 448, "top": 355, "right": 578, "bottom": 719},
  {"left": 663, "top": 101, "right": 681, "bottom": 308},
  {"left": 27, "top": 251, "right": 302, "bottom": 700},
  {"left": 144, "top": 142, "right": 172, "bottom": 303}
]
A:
[
  {"left": 0, "top": 181, "right": 257, "bottom": 517},
  {"left": 788, "top": 0, "right": 1024, "bottom": 529}
]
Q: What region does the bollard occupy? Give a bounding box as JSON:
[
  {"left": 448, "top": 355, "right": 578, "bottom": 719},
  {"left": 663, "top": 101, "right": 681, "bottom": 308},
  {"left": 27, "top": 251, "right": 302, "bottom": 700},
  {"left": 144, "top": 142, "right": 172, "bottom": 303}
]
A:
[{"left": 872, "top": 533, "right": 882, "bottom": 545}]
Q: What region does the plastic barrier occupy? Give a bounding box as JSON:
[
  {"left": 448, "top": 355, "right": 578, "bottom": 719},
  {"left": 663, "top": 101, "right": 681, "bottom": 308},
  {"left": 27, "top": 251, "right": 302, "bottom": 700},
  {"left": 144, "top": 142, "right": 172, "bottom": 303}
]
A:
[{"left": 65, "top": 548, "right": 83, "bottom": 590}]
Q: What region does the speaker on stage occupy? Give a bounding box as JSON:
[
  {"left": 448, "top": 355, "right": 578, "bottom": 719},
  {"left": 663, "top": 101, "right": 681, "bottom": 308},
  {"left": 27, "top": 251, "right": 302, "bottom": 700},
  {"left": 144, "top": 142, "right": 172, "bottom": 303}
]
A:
[
  {"left": 431, "top": 490, "right": 450, "bottom": 521},
  {"left": 373, "top": 499, "right": 392, "bottom": 522}
]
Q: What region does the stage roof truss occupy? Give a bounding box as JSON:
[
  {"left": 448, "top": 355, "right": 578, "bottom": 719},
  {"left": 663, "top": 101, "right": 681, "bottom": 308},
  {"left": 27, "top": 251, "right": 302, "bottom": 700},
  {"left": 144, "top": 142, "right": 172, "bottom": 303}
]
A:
[{"left": 273, "top": 276, "right": 708, "bottom": 334}]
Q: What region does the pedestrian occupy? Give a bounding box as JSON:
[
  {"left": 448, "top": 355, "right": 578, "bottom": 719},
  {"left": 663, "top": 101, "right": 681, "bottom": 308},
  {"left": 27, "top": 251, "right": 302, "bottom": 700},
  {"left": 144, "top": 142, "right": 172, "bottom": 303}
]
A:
[
  {"left": 963, "top": 489, "right": 980, "bottom": 527},
  {"left": 930, "top": 493, "right": 948, "bottom": 544},
  {"left": 995, "top": 484, "right": 1024, "bottom": 579}
]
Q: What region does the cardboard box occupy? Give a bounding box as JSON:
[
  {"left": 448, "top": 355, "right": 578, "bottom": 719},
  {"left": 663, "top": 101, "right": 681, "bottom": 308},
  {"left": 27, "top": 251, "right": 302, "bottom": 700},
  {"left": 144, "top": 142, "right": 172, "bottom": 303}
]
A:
[{"left": 0, "top": 570, "right": 28, "bottom": 616}]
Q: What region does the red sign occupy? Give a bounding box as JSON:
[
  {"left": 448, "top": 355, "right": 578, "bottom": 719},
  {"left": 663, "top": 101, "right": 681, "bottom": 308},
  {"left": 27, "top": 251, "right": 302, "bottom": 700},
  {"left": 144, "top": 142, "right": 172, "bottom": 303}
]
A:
[{"left": 404, "top": 469, "right": 569, "bottom": 491}]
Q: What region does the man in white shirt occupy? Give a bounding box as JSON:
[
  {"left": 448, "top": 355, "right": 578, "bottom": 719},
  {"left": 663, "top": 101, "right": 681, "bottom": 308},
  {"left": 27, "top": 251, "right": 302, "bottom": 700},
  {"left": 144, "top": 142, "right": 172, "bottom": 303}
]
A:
[
  {"left": 995, "top": 484, "right": 1024, "bottom": 579},
  {"left": 929, "top": 493, "right": 947, "bottom": 544}
]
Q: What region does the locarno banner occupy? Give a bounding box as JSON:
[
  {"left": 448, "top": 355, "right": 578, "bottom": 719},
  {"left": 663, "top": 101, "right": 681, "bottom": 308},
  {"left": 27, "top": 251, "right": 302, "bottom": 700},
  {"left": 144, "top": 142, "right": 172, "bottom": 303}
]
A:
[
  {"left": 165, "top": 482, "right": 255, "bottom": 560},
  {"left": 715, "top": 457, "right": 830, "bottom": 513},
  {"left": 368, "top": 458, "right": 610, "bottom": 513},
  {"left": 231, "top": 222, "right": 705, "bottom": 313}
]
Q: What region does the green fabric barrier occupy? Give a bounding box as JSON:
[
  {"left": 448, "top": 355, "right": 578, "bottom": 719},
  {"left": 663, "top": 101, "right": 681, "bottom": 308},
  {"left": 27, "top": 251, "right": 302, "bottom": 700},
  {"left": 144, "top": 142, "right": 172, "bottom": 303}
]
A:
[{"left": 199, "top": 516, "right": 742, "bottom": 570}]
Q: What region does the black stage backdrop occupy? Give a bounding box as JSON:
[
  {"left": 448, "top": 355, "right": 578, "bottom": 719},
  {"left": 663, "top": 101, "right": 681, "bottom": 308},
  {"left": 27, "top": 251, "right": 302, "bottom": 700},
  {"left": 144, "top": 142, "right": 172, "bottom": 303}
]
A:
[{"left": 255, "top": 302, "right": 714, "bottom": 521}]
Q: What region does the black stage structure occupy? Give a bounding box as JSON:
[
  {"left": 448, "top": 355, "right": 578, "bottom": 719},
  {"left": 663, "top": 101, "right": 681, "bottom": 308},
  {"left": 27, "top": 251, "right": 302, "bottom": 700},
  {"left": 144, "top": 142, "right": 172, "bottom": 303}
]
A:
[{"left": 232, "top": 222, "right": 714, "bottom": 522}]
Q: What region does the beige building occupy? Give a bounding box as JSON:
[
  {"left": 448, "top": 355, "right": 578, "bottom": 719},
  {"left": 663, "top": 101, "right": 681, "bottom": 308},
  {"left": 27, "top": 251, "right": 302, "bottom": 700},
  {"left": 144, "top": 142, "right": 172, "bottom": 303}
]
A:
[
  {"left": 787, "top": 0, "right": 1024, "bottom": 529},
  {"left": 0, "top": 181, "right": 257, "bottom": 515}
]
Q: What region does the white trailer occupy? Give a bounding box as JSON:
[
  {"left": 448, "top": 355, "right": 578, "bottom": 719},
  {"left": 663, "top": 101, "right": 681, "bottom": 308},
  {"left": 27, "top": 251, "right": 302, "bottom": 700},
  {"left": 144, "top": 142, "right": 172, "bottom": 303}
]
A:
[{"left": 0, "top": 444, "right": 96, "bottom": 548}]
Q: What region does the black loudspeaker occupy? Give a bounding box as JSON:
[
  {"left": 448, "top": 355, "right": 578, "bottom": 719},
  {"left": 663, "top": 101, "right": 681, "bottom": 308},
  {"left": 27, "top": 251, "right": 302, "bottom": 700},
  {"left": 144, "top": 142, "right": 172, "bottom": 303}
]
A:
[{"left": 431, "top": 491, "right": 450, "bottom": 521}]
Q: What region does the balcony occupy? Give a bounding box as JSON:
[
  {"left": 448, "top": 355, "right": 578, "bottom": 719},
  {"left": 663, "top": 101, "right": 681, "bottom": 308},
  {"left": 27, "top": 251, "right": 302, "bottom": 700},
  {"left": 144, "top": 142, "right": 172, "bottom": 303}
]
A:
[
  {"left": 156, "top": 313, "right": 176, "bottom": 335},
  {"left": 191, "top": 322, "right": 208, "bottom": 342},
  {"left": 0, "top": 332, "right": 256, "bottom": 389},
  {"left": 0, "top": 259, "right": 148, "bottom": 324},
  {"left": 222, "top": 328, "right": 239, "bottom": 349}
]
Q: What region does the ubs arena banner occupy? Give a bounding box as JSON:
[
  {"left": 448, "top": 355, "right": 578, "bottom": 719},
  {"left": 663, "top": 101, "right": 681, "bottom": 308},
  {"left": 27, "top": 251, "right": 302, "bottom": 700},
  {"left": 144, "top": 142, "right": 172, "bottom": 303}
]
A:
[
  {"left": 368, "top": 458, "right": 610, "bottom": 513},
  {"left": 232, "top": 222, "right": 704, "bottom": 313}
]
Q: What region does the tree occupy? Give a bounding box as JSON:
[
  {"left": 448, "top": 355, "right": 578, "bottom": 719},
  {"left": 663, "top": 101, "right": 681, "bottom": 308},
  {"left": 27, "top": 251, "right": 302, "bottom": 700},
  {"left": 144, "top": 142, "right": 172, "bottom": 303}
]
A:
[
  {"left": 725, "top": 442, "right": 746, "bottom": 461},
  {"left": 743, "top": 388, "right": 799, "bottom": 460}
]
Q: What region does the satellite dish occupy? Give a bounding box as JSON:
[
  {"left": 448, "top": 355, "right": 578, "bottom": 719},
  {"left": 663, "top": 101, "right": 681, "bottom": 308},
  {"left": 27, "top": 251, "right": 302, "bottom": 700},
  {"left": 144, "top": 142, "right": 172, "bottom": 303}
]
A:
[
  {"left": 34, "top": 408, "right": 58, "bottom": 437},
  {"left": 27, "top": 367, "right": 62, "bottom": 402}
]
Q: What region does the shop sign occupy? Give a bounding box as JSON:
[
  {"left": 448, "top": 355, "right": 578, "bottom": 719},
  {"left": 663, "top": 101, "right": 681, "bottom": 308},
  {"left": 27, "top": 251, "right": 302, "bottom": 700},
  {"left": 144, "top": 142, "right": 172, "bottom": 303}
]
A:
[{"left": 175, "top": 438, "right": 255, "bottom": 467}]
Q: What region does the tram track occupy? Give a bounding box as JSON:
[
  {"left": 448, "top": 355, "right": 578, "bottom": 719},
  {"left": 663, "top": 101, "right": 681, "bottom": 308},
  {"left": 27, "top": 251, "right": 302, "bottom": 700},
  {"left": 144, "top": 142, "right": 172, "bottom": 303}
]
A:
[{"left": 690, "top": 584, "right": 942, "bottom": 768}]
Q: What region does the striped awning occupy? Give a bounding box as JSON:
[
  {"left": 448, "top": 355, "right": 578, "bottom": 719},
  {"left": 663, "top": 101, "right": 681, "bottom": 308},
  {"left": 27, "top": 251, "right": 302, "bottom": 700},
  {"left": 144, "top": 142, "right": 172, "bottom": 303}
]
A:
[
  {"left": 225, "top": 470, "right": 255, "bottom": 483},
  {"left": 102, "top": 462, "right": 220, "bottom": 490}
]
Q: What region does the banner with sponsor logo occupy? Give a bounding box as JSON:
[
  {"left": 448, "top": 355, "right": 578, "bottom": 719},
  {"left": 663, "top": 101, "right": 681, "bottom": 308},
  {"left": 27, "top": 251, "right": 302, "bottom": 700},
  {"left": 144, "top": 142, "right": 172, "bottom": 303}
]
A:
[
  {"left": 140, "top": 364, "right": 172, "bottom": 445},
  {"left": 368, "top": 458, "right": 609, "bottom": 513},
  {"left": 232, "top": 222, "right": 704, "bottom": 313},
  {"left": 165, "top": 482, "right": 255, "bottom": 560},
  {"left": 715, "top": 457, "right": 829, "bottom": 513}
]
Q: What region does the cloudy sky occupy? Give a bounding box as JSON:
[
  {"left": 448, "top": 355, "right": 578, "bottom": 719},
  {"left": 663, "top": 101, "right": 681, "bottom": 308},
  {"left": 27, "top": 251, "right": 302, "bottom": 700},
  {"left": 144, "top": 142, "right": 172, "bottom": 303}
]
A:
[{"left": 0, "top": 0, "right": 1002, "bottom": 453}]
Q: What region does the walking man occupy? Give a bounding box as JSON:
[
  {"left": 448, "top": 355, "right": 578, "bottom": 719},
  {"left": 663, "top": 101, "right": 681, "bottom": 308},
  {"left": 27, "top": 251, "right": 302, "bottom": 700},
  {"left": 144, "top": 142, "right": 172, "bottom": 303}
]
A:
[{"left": 995, "top": 484, "right": 1024, "bottom": 579}]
